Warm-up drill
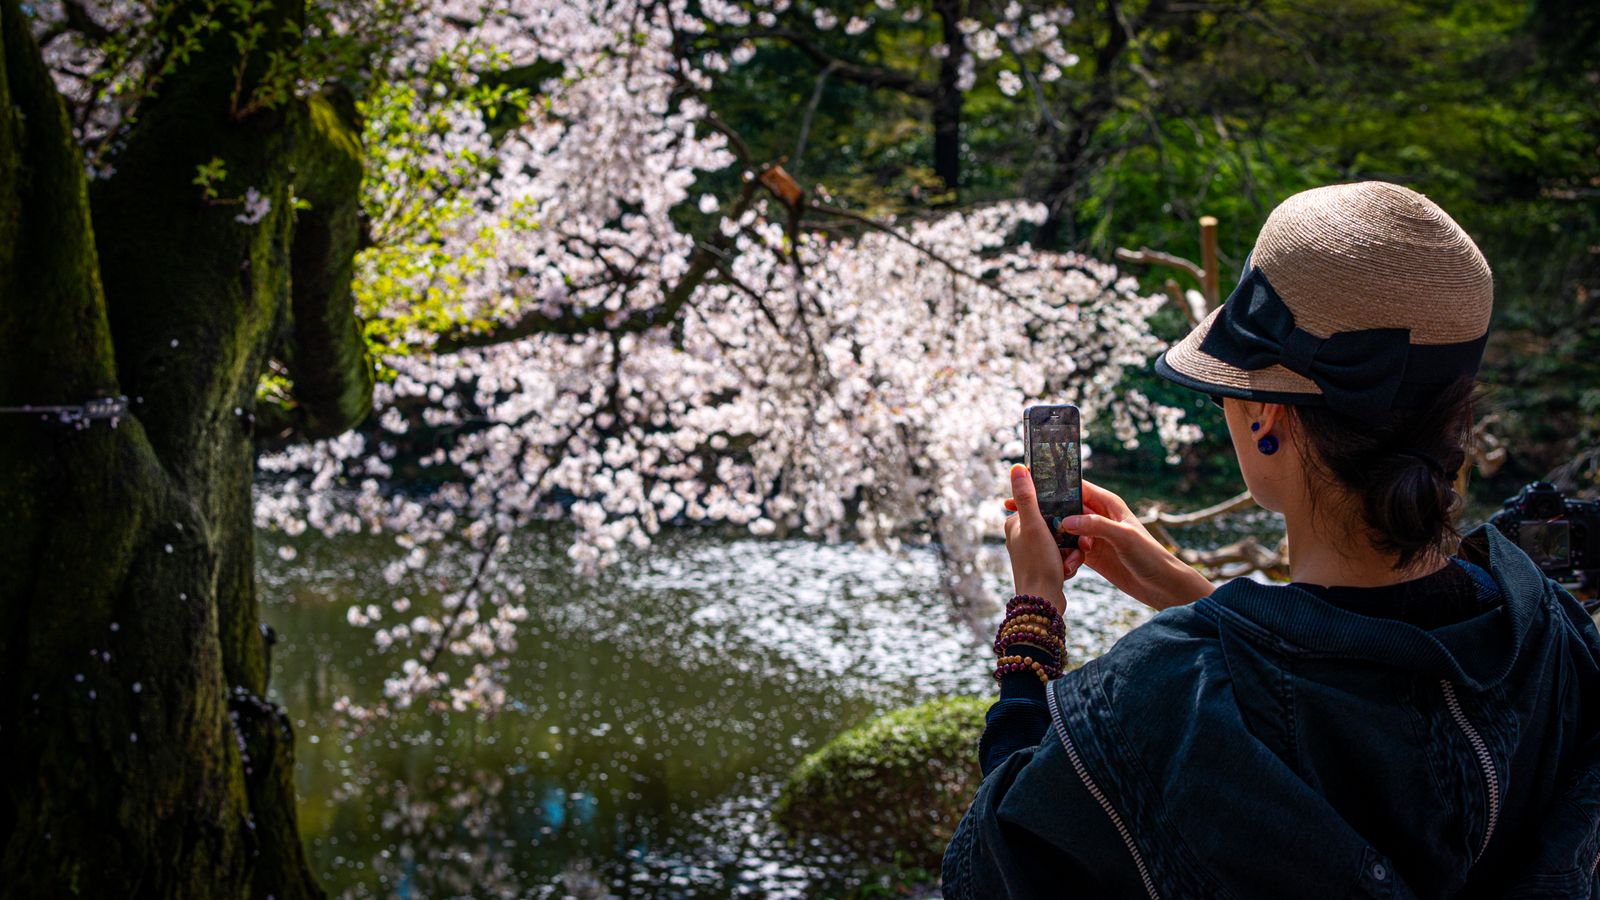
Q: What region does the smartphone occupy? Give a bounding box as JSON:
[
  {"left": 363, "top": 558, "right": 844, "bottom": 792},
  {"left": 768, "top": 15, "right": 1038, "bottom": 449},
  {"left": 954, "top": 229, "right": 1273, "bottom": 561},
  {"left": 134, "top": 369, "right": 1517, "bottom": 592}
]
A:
[{"left": 1023, "top": 404, "right": 1082, "bottom": 549}]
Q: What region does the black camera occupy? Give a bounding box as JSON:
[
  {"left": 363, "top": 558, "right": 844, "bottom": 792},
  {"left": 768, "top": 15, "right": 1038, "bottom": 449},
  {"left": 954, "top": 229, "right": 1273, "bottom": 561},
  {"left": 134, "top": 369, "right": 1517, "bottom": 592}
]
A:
[{"left": 1490, "top": 482, "right": 1600, "bottom": 586}]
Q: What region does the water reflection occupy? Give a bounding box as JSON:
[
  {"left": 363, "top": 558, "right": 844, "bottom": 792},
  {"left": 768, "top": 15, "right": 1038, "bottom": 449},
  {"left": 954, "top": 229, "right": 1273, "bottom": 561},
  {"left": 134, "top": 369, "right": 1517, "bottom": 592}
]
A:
[{"left": 260, "top": 525, "right": 1150, "bottom": 897}]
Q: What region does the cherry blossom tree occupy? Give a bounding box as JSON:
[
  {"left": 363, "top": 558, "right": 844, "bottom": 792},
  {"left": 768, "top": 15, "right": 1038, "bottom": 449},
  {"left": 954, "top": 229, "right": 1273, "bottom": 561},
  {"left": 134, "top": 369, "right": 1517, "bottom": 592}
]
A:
[
  {"left": 244, "top": 0, "right": 1197, "bottom": 716},
  {"left": 2, "top": 0, "right": 1193, "bottom": 892}
]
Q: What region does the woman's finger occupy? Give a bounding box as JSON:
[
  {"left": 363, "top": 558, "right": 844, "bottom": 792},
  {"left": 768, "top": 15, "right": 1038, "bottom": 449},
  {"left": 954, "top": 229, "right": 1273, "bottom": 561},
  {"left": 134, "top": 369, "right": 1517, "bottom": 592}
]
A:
[
  {"left": 1081, "top": 478, "right": 1133, "bottom": 520},
  {"left": 1059, "top": 512, "right": 1132, "bottom": 541},
  {"left": 1003, "top": 498, "right": 1017, "bottom": 511}
]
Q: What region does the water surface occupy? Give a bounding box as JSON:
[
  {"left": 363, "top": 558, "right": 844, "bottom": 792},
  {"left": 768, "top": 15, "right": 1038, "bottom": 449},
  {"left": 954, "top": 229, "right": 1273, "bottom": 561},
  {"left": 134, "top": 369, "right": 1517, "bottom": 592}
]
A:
[{"left": 260, "top": 525, "right": 1154, "bottom": 897}]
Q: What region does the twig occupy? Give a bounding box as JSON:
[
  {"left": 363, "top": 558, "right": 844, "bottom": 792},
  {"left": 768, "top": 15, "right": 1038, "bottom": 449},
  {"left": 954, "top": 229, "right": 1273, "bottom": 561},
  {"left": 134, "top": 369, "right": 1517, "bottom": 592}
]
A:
[
  {"left": 1114, "top": 246, "right": 1205, "bottom": 284},
  {"left": 793, "top": 60, "right": 840, "bottom": 170},
  {"left": 1176, "top": 536, "right": 1289, "bottom": 579},
  {"left": 419, "top": 422, "right": 580, "bottom": 669},
  {"left": 1163, "top": 278, "right": 1200, "bottom": 328},
  {"left": 806, "top": 202, "right": 1028, "bottom": 304},
  {"left": 1001, "top": 35, "right": 1062, "bottom": 133},
  {"left": 1139, "top": 489, "right": 1256, "bottom": 527},
  {"left": 700, "top": 111, "right": 754, "bottom": 166},
  {"left": 693, "top": 28, "right": 937, "bottom": 98}
]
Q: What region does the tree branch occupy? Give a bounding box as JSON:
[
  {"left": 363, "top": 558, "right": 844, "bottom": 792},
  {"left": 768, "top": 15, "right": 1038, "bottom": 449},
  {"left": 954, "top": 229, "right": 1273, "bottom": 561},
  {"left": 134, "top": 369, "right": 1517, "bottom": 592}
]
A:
[
  {"left": 1114, "top": 245, "right": 1205, "bottom": 284},
  {"left": 792, "top": 59, "right": 839, "bottom": 169},
  {"left": 1002, "top": 34, "right": 1061, "bottom": 133},
  {"left": 702, "top": 28, "right": 937, "bottom": 98},
  {"left": 61, "top": 0, "right": 112, "bottom": 42},
  {"left": 1139, "top": 489, "right": 1256, "bottom": 528},
  {"left": 1176, "top": 535, "right": 1288, "bottom": 579},
  {"left": 1162, "top": 278, "right": 1200, "bottom": 328},
  {"left": 434, "top": 162, "right": 768, "bottom": 353},
  {"left": 806, "top": 201, "right": 1029, "bottom": 304}
]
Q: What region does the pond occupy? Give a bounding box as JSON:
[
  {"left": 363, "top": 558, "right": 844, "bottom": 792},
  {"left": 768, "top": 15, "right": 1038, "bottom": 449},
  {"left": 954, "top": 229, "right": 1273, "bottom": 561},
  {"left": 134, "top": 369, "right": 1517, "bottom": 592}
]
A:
[{"left": 259, "top": 524, "right": 1160, "bottom": 897}]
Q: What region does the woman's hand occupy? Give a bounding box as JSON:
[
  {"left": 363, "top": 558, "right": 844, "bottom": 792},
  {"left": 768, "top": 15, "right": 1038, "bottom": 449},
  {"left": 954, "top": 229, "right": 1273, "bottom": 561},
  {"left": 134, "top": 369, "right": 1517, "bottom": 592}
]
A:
[
  {"left": 1001, "top": 464, "right": 1073, "bottom": 613},
  {"left": 1004, "top": 477, "right": 1213, "bottom": 611}
]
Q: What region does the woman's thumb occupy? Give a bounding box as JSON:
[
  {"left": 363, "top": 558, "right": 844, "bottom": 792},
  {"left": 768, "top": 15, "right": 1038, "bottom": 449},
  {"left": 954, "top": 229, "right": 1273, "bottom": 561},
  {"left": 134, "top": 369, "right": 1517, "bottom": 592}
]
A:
[{"left": 1009, "top": 464, "right": 1038, "bottom": 516}]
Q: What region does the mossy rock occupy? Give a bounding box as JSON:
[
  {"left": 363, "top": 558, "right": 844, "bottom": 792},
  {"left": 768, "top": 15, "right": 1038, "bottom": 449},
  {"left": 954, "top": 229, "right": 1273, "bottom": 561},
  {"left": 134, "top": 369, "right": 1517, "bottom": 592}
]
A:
[{"left": 775, "top": 696, "right": 988, "bottom": 869}]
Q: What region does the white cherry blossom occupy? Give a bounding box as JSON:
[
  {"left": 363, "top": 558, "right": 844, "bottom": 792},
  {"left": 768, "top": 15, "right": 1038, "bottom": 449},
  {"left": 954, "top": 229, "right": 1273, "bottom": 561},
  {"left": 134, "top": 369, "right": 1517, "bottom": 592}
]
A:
[{"left": 35, "top": 0, "right": 1194, "bottom": 715}]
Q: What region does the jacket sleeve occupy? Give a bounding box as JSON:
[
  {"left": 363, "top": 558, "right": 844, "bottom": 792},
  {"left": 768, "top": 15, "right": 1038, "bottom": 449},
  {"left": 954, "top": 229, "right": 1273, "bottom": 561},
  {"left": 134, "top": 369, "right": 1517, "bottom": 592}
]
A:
[
  {"left": 979, "top": 645, "right": 1056, "bottom": 776},
  {"left": 944, "top": 681, "right": 1154, "bottom": 898}
]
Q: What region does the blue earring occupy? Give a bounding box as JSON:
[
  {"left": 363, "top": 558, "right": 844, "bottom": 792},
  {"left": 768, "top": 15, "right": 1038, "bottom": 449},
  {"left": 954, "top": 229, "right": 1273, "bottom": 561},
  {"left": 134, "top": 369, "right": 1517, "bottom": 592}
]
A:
[
  {"left": 1250, "top": 422, "right": 1260, "bottom": 432},
  {"left": 1257, "top": 434, "right": 1279, "bottom": 455}
]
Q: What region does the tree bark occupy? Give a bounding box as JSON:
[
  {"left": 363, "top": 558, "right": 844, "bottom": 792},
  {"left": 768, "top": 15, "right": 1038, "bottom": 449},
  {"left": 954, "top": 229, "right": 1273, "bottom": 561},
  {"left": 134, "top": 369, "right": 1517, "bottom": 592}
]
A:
[
  {"left": 1035, "top": 0, "right": 1174, "bottom": 247},
  {"left": 931, "top": 0, "right": 966, "bottom": 193},
  {"left": 282, "top": 89, "right": 377, "bottom": 440},
  {"left": 0, "top": 0, "right": 371, "bottom": 894}
]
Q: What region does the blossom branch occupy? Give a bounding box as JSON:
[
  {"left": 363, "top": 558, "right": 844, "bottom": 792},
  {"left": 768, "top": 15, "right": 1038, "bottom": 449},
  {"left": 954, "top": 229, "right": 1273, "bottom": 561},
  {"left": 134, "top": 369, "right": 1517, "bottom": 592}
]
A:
[
  {"left": 696, "top": 28, "right": 936, "bottom": 99},
  {"left": 805, "top": 201, "right": 1029, "bottom": 304}
]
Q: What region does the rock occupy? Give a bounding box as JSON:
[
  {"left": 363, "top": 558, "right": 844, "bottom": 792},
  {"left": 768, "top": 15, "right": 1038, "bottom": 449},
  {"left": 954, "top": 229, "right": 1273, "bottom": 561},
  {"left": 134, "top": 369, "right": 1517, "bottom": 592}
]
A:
[{"left": 774, "top": 695, "right": 988, "bottom": 870}]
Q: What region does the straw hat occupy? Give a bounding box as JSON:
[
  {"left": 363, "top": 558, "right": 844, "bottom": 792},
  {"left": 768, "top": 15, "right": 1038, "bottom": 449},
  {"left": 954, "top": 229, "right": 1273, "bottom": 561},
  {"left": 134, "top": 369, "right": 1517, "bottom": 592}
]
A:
[{"left": 1155, "top": 182, "right": 1493, "bottom": 418}]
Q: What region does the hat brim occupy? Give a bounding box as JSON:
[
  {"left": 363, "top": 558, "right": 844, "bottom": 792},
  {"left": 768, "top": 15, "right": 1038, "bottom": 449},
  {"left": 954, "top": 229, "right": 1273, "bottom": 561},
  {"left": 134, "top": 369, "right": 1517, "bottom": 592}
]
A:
[{"left": 1154, "top": 304, "right": 1327, "bottom": 406}]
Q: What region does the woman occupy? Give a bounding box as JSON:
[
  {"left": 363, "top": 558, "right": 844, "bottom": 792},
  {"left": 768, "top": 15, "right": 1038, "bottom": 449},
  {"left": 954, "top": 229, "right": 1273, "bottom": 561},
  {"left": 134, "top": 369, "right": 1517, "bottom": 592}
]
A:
[{"left": 942, "top": 182, "right": 1600, "bottom": 898}]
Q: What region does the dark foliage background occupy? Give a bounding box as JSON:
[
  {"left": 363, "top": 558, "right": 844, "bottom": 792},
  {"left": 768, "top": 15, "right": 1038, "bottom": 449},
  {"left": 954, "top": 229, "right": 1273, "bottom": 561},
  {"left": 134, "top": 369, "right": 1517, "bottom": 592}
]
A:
[{"left": 698, "top": 0, "right": 1600, "bottom": 511}]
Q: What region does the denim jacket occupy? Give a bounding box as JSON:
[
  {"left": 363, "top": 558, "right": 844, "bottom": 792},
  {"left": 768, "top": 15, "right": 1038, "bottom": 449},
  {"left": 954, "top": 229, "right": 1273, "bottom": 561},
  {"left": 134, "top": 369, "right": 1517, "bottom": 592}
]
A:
[{"left": 943, "top": 525, "right": 1600, "bottom": 898}]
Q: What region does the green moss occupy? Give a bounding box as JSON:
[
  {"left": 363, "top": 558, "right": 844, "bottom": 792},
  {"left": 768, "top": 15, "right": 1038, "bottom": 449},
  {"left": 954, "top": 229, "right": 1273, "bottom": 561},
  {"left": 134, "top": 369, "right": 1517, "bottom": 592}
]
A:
[
  {"left": 0, "top": 1, "right": 329, "bottom": 894},
  {"left": 775, "top": 696, "right": 988, "bottom": 870},
  {"left": 283, "top": 90, "right": 375, "bottom": 438}
]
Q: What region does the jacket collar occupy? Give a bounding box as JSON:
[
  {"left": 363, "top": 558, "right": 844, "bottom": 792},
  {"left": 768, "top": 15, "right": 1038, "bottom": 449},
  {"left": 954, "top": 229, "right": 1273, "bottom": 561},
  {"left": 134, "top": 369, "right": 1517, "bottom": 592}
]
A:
[{"left": 1200, "top": 524, "right": 1547, "bottom": 691}]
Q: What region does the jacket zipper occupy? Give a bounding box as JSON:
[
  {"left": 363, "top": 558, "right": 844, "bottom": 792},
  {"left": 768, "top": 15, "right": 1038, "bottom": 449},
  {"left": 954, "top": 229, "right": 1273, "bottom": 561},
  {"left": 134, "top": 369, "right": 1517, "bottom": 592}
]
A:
[
  {"left": 1440, "top": 679, "right": 1500, "bottom": 862},
  {"left": 1047, "top": 684, "right": 1162, "bottom": 900}
]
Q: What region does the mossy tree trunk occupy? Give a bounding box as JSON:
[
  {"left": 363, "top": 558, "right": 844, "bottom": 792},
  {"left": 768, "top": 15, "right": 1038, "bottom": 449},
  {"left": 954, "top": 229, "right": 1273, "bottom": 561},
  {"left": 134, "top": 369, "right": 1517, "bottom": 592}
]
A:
[{"left": 0, "top": 0, "right": 372, "bottom": 895}]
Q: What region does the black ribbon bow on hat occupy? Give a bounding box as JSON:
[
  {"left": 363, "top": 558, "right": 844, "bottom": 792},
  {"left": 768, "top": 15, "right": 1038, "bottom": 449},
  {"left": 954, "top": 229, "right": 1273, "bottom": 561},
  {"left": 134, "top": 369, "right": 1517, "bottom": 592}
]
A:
[{"left": 1199, "top": 266, "right": 1418, "bottom": 416}]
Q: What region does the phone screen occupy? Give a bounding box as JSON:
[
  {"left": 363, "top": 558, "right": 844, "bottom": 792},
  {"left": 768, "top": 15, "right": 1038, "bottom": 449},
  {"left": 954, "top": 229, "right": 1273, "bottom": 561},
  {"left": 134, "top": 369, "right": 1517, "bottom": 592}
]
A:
[{"left": 1024, "top": 405, "right": 1082, "bottom": 547}]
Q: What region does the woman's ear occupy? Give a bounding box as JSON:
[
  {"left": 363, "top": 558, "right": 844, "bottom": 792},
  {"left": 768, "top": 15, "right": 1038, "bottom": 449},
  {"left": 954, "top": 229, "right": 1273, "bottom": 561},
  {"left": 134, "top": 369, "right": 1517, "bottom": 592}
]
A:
[
  {"left": 1257, "top": 402, "right": 1288, "bottom": 436},
  {"left": 1239, "top": 401, "right": 1287, "bottom": 435}
]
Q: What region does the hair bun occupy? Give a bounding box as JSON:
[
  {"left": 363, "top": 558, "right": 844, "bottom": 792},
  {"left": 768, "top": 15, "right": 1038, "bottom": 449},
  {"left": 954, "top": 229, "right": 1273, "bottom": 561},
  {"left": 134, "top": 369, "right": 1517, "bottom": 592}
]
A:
[
  {"left": 1390, "top": 449, "right": 1448, "bottom": 480},
  {"left": 1294, "top": 378, "right": 1475, "bottom": 568}
]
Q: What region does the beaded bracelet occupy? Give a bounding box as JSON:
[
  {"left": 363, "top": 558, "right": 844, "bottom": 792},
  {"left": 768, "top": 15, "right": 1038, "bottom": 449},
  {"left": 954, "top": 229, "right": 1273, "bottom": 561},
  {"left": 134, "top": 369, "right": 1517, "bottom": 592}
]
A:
[
  {"left": 1004, "top": 601, "right": 1064, "bottom": 633},
  {"left": 1003, "top": 596, "right": 1064, "bottom": 625},
  {"left": 997, "top": 604, "right": 1063, "bottom": 641},
  {"left": 998, "top": 621, "right": 1062, "bottom": 640},
  {"left": 996, "top": 620, "right": 1063, "bottom": 641},
  {"left": 993, "top": 594, "right": 1067, "bottom": 683},
  {"left": 995, "top": 631, "right": 1066, "bottom": 658},
  {"left": 996, "top": 620, "right": 1062, "bottom": 642},
  {"left": 998, "top": 603, "right": 1062, "bottom": 639},
  {"left": 1004, "top": 612, "right": 1057, "bottom": 630},
  {"left": 993, "top": 654, "right": 1062, "bottom": 684},
  {"left": 1005, "top": 593, "right": 1063, "bottom": 615}
]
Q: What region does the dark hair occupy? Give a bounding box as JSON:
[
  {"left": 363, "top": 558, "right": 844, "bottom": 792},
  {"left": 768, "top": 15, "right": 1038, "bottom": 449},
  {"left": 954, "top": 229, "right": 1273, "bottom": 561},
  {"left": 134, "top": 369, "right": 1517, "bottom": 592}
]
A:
[{"left": 1291, "top": 376, "right": 1476, "bottom": 569}]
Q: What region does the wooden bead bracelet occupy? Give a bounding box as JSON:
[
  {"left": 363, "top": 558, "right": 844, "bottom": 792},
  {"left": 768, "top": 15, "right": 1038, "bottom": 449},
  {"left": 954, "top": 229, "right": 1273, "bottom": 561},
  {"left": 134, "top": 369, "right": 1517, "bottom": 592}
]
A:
[
  {"left": 995, "top": 631, "right": 1066, "bottom": 658},
  {"left": 993, "top": 654, "right": 1061, "bottom": 684},
  {"left": 993, "top": 594, "right": 1067, "bottom": 683}
]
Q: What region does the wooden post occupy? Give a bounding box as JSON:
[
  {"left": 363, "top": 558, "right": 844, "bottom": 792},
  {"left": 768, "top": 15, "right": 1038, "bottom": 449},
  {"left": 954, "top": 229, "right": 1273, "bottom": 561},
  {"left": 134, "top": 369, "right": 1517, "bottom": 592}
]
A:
[{"left": 1199, "top": 215, "right": 1220, "bottom": 309}]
